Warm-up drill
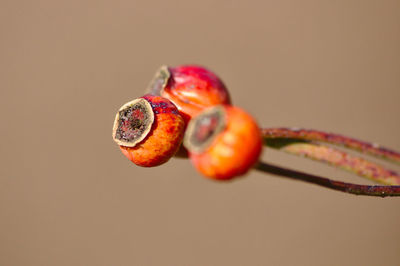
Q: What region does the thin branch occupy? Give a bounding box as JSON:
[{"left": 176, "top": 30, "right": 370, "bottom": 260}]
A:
[
  {"left": 254, "top": 161, "right": 400, "bottom": 197},
  {"left": 262, "top": 128, "right": 400, "bottom": 165},
  {"left": 265, "top": 139, "right": 400, "bottom": 185}
]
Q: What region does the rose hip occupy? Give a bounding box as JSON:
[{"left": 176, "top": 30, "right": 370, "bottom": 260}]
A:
[
  {"left": 184, "top": 105, "right": 262, "bottom": 180},
  {"left": 112, "top": 94, "right": 185, "bottom": 167},
  {"left": 147, "top": 65, "right": 231, "bottom": 123}
]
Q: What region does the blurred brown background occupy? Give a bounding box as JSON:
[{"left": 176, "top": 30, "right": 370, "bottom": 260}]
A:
[{"left": 1, "top": 0, "right": 399, "bottom": 265}]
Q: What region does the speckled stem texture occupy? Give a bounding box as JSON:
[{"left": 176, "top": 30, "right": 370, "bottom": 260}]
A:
[
  {"left": 262, "top": 128, "right": 400, "bottom": 165},
  {"left": 254, "top": 162, "right": 400, "bottom": 197},
  {"left": 265, "top": 139, "right": 400, "bottom": 185}
]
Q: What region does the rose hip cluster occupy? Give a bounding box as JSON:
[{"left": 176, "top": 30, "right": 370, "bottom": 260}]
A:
[{"left": 112, "top": 65, "right": 262, "bottom": 180}]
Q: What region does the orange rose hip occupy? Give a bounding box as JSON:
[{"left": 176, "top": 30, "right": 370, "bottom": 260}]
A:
[
  {"left": 112, "top": 94, "right": 185, "bottom": 167},
  {"left": 147, "top": 65, "right": 231, "bottom": 123},
  {"left": 184, "top": 105, "right": 262, "bottom": 180}
]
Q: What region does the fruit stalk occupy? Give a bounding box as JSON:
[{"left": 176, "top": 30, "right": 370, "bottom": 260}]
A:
[
  {"left": 254, "top": 161, "right": 400, "bottom": 197},
  {"left": 262, "top": 127, "right": 400, "bottom": 165},
  {"left": 265, "top": 139, "right": 400, "bottom": 185}
]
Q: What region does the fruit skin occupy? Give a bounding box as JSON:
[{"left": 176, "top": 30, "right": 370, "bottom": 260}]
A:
[
  {"left": 186, "top": 105, "right": 262, "bottom": 180},
  {"left": 148, "top": 65, "right": 231, "bottom": 123},
  {"left": 119, "top": 95, "right": 185, "bottom": 167}
]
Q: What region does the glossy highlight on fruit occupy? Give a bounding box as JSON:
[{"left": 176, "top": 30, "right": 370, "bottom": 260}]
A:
[
  {"left": 112, "top": 94, "right": 185, "bottom": 167},
  {"left": 147, "top": 65, "right": 231, "bottom": 123},
  {"left": 184, "top": 105, "right": 262, "bottom": 180}
]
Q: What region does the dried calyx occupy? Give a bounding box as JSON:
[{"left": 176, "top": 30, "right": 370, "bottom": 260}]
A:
[
  {"left": 146, "top": 65, "right": 170, "bottom": 95},
  {"left": 184, "top": 106, "right": 226, "bottom": 154},
  {"left": 112, "top": 98, "right": 154, "bottom": 147}
]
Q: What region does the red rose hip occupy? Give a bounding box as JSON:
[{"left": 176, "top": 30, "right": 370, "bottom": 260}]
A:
[
  {"left": 147, "top": 65, "right": 231, "bottom": 123},
  {"left": 184, "top": 105, "right": 262, "bottom": 180},
  {"left": 112, "top": 94, "right": 185, "bottom": 167}
]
